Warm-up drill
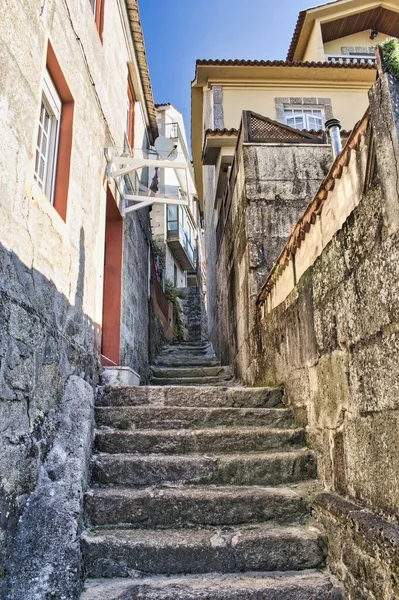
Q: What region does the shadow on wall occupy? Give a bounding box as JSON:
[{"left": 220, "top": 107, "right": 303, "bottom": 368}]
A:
[{"left": 0, "top": 229, "right": 99, "bottom": 597}]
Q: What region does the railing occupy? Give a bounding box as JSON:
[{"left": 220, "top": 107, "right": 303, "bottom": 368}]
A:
[
  {"left": 180, "top": 227, "right": 195, "bottom": 265},
  {"left": 165, "top": 122, "right": 195, "bottom": 181},
  {"left": 326, "top": 54, "right": 376, "bottom": 65},
  {"left": 167, "top": 204, "right": 196, "bottom": 267}
]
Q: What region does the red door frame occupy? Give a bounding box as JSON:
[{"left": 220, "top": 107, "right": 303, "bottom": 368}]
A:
[{"left": 101, "top": 187, "right": 123, "bottom": 365}]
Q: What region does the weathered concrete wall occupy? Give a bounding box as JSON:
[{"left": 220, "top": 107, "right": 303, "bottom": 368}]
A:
[
  {"left": 0, "top": 0, "right": 157, "bottom": 595},
  {"left": 231, "top": 74, "right": 399, "bottom": 600},
  {"left": 213, "top": 142, "right": 331, "bottom": 368}
]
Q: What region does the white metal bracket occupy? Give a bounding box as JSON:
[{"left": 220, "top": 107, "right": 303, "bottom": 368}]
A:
[{"left": 105, "top": 149, "right": 190, "bottom": 214}]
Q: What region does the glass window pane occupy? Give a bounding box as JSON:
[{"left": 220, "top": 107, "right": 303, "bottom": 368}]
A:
[
  {"left": 43, "top": 110, "right": 50, "bottom": 133},
  {"left": 39, "top": 157, "right": 45, "bottom": 182},
  {"left": 34, "top": 150, "right": 40, "bottom": 174},
  {"left": 168, "top": 205, "right": 177, "bottom": 220}
]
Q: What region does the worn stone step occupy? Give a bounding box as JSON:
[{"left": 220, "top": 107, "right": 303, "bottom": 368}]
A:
[
  {"left": 91, "top": 449, "right": 316, "bottom": 487},
  {"left": 82, "top": 524, "right": 326, "bottom": 578},
  {"left": 94, "top": 406, "right": 294, "bottom": 430},
  {"left": 97, "top": 386, "right": 284, "bottom": 409},
  {"left": 94, "top": 427, "right": 305, "bottom": 455},
  {"left": 151, "top": 376, "right": 234, "bottom": 386},
  {"left": 155, "top": 347, "right": 216, "bottom": 361},
  {"left": 155, "top": 357, "right": 221, "bottom": 367},
  {"left": 159, "top": 342, "right": 213, "bottom": 350},
  {"left": 151, "top": 366, "right": 233, "bottom": 379},
  {"left": 85, "top": 485, "right": 310, "bottom": 528},
  {"left": 81, "top": 570, "right": 344, "bottom": 600}
]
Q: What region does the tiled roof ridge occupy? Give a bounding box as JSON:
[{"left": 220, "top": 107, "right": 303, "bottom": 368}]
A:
[
  {"left": 126, "top": 0, "right": 158, "bottom": 142},
  {"left": 287, "top": 10, "right": 307, "bottom": 62},
  {"left": 205, "top": 128, "right": 239, "bottom": 136},
  {"left": 196, "top": 58, "right": 375, "bottom": 69},
  {"left": 287, "top": 0, "right": 347, "bottom": 61},
  {"left": 257, "top": 108, "right": 371, "bottom": 305},
  {"left": 155, "top": 102, "right": 171, "bottom": 108}
]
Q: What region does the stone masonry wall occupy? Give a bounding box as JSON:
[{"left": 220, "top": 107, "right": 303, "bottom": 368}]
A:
[
  {"left": 214, "top": 142, "right": 331, "bottom": 369},
  {"left": 232, "top": 74, "right": 399, "bottom": 599},
  {"left": 0, "top": 244, "right": 97, "bottom": 599},
  {"left": 179, "top": 287, "right": 208, "bottom": 342}
]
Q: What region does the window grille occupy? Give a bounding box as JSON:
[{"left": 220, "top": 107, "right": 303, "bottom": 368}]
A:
[
  {"left": 284, "top": 108, "right": 324, "bottom": 131},
  {"left": 34, "top": 69, "right": 62, "bottom": 204}
]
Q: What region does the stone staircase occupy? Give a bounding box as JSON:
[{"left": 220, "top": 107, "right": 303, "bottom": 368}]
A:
[
  {"left": 80, "top": 342, "right": 344, "bottom": 599},
  {"left": 150, "top": 341, "right": 234, "bottom": 386}
]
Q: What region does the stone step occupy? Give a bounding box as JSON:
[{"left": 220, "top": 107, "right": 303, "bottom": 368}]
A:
[
  {"left": 81, "top": 524, "right": 326, "bottom": 578},
  {"left": 157, "top": 351, "right": 214, "bottom": 359},
  {"left": 150, "top": 366, "right": 233, "bottom": 379},
  {"left": 159, "top": 342, "right": 212, "bottom": 350},
  {"left": 81, "top": 570, "right": 344, "bottom": 600},
  {"left": 155, "top": 357, "right": 221, "bottom": 367},
  {"left": 85, "top": 485, "right": 310, "bottom": 528},
  {"left": 97, "top": 386, "right": 284, "bottom": 409},
  {"left": 94, "top": 427, "right": 305, "bottom": 455},
  {"left": 151, "top": 376, "right": 234, "bottom": 386},
  {"left": 91, "top": 449, "right": 317, "bottom": 487},
  {"left": 94, "top": 406, "right": 294, "bottom": 430}
]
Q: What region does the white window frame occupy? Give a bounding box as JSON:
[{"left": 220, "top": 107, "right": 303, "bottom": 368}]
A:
[
  {"left": 284, "top": 106, "right": 325, "bottom": 131},
  {"left": 34, "top": 69, "right": 62, "bottom": 204}
]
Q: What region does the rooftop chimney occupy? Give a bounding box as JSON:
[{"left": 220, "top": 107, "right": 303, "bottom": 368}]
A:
[{"left": 325, "top": 118, "right": 342, "bottom": 159}]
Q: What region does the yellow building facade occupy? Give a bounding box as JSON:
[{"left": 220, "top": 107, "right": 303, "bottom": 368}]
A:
[{"left": 192, "top": 0, "right": 399, "bottom": 207}]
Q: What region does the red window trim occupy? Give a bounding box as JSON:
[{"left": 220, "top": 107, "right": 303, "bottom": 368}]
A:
[
  {"left": 95, "top": 0, "right": 105, "bottom": 43},
  {"left": 46, "top": 42, "right": 74, "bottom": 223}
]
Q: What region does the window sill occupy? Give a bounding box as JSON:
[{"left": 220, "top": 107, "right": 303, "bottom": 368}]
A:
[{"left": 30, "top": 181, "right": 68, "bottom": 237}]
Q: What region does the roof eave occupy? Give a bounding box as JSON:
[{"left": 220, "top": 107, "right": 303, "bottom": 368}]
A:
[{"left": 125, "top": 0, "right": 158, "bottom": 143}]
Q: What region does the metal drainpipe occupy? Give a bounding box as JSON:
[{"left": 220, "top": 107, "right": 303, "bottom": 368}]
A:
[{"left": 325, "top": 117, "right": 342, "bottom": 159}]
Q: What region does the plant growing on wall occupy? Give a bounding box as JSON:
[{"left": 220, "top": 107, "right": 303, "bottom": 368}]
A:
[
  {"left": 164, "top": 279, "right": 185, "bottom": 340},
  {"left": 381, "top": 38, "right": 399, "bottom": 79}
]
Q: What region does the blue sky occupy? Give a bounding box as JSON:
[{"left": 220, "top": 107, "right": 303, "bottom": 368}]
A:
[{"left": 139, "top": 0, "right": 323, "bottom": 146}]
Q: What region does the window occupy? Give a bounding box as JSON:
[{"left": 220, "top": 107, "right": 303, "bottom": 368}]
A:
[
  {"left": 284, "top": 108, "right": 324, "bottom": 131},
  {"left": 35, "top": 42, "right": 74, "bottom": 222},
  {"left": 89, "top": 0, "right": 105, "bottom": 41},
  {"left": 34, "top": 70, "right": 61, "bottom": 204}
]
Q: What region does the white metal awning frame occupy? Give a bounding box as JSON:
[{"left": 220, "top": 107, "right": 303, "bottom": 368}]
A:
[{"left": 105, "top": 149, "right": 190, "bottom": 214}]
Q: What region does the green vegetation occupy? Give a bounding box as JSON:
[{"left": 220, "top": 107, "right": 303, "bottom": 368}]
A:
[
  {"left": 164, "top": 279, "right": 185, "bottom": 340},
  {"left": 381, "top": 38, "right": 399, "bottom": 79}
]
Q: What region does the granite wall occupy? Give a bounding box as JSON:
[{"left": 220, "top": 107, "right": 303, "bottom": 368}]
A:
[
  {"left": 214, "top": 141, "right": 331, "bottom": 370},
  {"left": 217, "top": 74, "right": 399, "bottom": 599}
]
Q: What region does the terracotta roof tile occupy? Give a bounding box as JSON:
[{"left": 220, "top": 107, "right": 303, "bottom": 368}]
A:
[
  {"left": 287, "top": 0, "right": 347, "bottom": 61},
  {"left": 196, "top": 58, "right": 375, "bottom": 69},
  {"left": 205, "top": 128, "right": 239, "bottom": 136},
  {"left": 287, "top": 10, "right": 307, "bottom": 62},
  {"left": 126, "top": 0, "right": 158, "bottom": 142}
]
